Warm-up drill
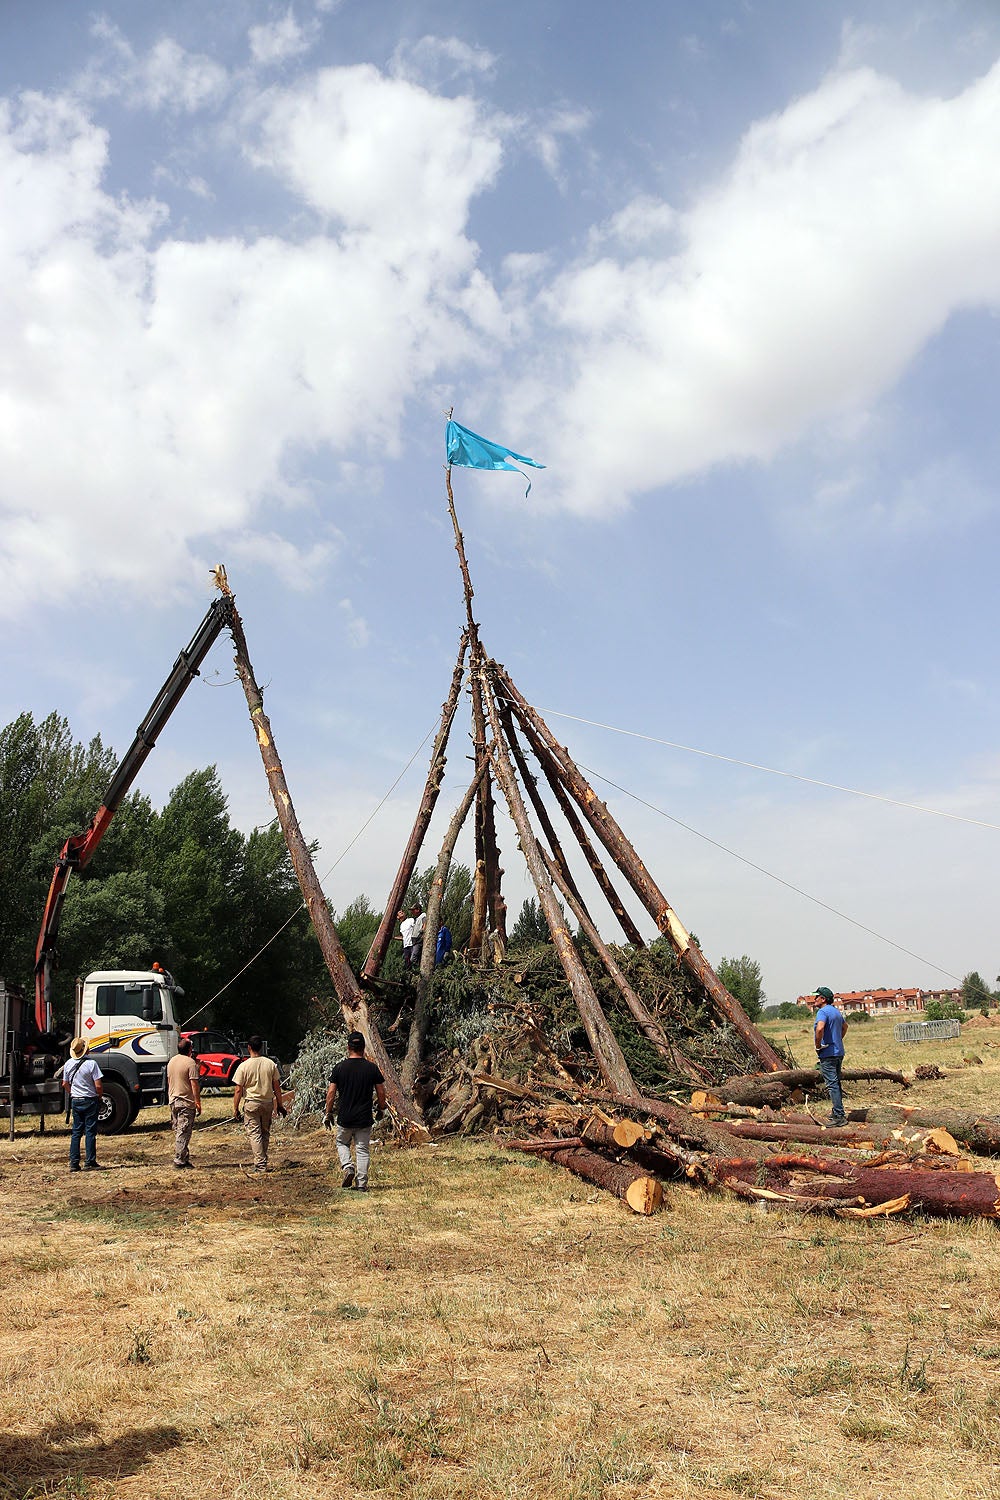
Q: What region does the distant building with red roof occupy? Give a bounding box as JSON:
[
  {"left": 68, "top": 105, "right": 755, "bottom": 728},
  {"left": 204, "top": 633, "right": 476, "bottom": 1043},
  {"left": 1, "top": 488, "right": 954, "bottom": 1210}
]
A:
[{"left": 797, "top": 987, "right": 962, "bottom": 1016}]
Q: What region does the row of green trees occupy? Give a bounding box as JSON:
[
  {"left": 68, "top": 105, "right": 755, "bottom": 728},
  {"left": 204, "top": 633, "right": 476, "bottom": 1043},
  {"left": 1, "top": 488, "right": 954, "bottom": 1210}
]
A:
[{"left": 0, "top": 712, "right": 326, "bottom": 1055}]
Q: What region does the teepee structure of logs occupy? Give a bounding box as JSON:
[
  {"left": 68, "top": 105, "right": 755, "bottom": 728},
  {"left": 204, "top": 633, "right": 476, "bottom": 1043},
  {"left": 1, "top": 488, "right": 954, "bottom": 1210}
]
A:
[{"left": 208, "top": 436, "right": 1000, "bottom": 1224}]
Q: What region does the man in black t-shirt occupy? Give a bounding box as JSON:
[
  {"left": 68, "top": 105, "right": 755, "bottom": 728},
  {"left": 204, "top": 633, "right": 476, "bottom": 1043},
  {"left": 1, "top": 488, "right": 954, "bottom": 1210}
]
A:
[{"left": 324, "top": 1032, "right": 387, "bottom": 1191}]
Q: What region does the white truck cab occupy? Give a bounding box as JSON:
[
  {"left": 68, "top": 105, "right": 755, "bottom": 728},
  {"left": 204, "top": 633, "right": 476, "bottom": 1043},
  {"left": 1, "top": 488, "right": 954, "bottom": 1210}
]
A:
[{"left": 75, "top": 969, "right": 181, "bottom": 1130}]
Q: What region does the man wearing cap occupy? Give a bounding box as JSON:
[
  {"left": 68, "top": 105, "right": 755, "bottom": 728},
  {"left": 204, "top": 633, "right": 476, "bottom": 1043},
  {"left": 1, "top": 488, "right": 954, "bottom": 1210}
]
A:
[
  {"left": 814, "top": 986, "right": 849, "bottom": 1127},
  {"left": 324, "top": 1032, "right": 386, "bottom": 1191},
  {"left": 63, "top": 1038, "right": 105, "bottom": 1171}
]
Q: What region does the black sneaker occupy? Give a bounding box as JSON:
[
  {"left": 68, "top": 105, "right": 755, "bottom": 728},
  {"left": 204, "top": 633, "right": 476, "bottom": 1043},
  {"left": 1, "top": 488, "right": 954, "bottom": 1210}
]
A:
[
  {"left": 69, "top": 1163, "right": 81, "bottom": 1172},
  {"left": 341, "top": 1165, "right": 356, "bottom": 1189},
  {"left": 353, "top": 1181, "right": 368, "bottom": 1191},
  {"left": 174, "top": 1161, "right": 193, "bottom": 1170},
  {"left": 83, "top": 1162, "right": 106, "bottom": 1171}
]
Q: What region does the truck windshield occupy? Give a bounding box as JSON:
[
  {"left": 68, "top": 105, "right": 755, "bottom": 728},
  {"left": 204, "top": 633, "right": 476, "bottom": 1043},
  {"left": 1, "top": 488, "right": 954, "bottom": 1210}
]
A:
[{"left": 95, "top": 984, "right": 163, "bottom": 1021}]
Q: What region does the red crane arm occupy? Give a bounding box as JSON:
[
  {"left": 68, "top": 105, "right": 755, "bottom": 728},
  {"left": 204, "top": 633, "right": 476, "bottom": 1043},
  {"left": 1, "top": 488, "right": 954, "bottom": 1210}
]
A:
[{"left": 33, "top": 596, "right": 235, "bottom": 1032}]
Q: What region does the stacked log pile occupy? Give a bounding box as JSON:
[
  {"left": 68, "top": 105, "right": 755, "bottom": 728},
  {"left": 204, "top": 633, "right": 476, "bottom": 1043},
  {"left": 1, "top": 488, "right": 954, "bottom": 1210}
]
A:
[{"left": 501, "top": 1082, "right": 1000, "bottom": 1221}]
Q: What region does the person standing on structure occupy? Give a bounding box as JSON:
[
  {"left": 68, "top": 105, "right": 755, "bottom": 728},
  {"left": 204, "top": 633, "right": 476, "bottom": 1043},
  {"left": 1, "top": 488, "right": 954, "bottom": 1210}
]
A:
[
  {"left": 814, "top": 985, "right": 849, "bottom": 1128},
  {"left": 63, "top": 1037, "right": 105, "bottom": 1172},
  {"left": 166, "top": 1037, "right": 202, "bottom": 1169},
  {"left": 435, "top": 922, "right": 453, "bottom": 967},
  {"left": 232, "top": 1036, "right": 284, "bottom": 1172},
  {"left": 324, "top": 1032, "right": 386, "bottom": 1191},
  {"left": 410, "top": 903, "right": 426, "bottom": 963},
  {"left": 397, "top": 907, "right": 416, "bottom": 969}
]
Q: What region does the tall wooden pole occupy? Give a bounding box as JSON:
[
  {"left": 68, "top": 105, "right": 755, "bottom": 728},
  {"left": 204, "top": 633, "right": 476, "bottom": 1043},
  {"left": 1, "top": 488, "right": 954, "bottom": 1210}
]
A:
[
  {"left": 481, "top": 666, "right": 636, "bottom": 1096},
  {"left": 212, "top": 569, "right": 427, "bottom": 1139},
  {"left": 401, "top": 761, "right": 487, "bottom": 1097},
  {"left": 362, "top": 631, "right": 469, "bottom": 980},
  {"left": 444, "top": 448, "right": 506, "bottom": 957}
]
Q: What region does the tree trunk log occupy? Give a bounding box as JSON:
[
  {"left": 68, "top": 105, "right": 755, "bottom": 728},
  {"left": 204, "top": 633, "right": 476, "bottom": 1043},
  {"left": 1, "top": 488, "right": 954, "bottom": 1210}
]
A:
[
  {"left": 713, "top": 1155, "right": 1000, "bottom": 1219},
  {"left": 482, "top": 670, "right": 637, "bottom": 1096},
  {"left": 714, "top": 1067, "right": 909, "bottom": 1107},
  {"left": 507, "top": 695, "right": 646, "bottom": 947},
  {"left": 362, "top": 632, "right": 468, "bottom": 979},
  {"left": 401, "top": 761, "right": 486, "bottom": 1095},
  {"left": 491, "top": 663, "right": 783, "bottom": 1073},
  {"left": 217, "top": 576, "right": 426, "bottom": 1141},
  {"left": 719, "top": 1119, "right": 961, "bottom": 1155},
  {"left": 849, "top": 1106, "right": 1000, "bottom": 1156},
  {"left": 507, "top": 1136, "right": 664, "bottom": 1214}
]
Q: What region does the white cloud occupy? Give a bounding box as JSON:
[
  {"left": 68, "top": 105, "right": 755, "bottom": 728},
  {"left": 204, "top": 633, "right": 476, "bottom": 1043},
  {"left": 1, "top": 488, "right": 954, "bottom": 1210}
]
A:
[
  {"left": 391, "top": 35, "right": 496, "bottom": 87},
  {"left": 528, "top": 106, "right": 590, "bottom": 182},
  {"left": 0, "top": 69, "right": 510, "bottom": 617},
  {"left": 88, "top": 19, "right": 229, "bottom": 112},
  {"left": 226, "top": 531, "right": 339, "bottom": 588},
  {"left": 249, "top": 10, "right": 317, "bottom": 68},
  {"left": 338, "top": 598, "right": 370, "bottom": 648},
  {"left": 247, "top": 65, "right": 504, "bottom": 256},
  {"left": 516, "top": 60, "right": 1000, "bottom": 515}
]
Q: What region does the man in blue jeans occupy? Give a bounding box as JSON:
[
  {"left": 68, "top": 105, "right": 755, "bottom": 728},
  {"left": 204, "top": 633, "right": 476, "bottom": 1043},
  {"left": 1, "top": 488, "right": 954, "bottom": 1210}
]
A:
[
  {"left": 63, "top": 1037, "right": 105, "bottom": 1171},
  {"left": 814, "top": 985, "right": 849, "bottom": 1127}
]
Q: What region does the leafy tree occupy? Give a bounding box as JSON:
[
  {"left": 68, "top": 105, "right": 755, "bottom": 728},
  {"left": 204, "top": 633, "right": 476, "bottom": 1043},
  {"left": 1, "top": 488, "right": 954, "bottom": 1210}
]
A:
[
  {"left": 925, "top": 998, "right": 965, "bottom": 1023},
  {"left": 509, "top": 897, "right": 551, "bottom": 949},
  {"left": 961, "top": 971, "right": 992, "bottom": 1010},
  {"left": 335, "top": 895, "right": 382, "bottom": 973},
  {"left": 717, "top": 954, "right": 765, "bottom": 1022},
  {"left": 0, "top": 711, "right": 326, "bottom": 1053},
  {"left": 763, "top": 1000, "right": 812, "bottom": 1021}
]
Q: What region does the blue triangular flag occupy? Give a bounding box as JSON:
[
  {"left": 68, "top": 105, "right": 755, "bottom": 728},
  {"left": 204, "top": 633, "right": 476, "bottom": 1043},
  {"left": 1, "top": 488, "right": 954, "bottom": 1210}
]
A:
[{"left": 446, "top": 419, "right": 545, "bottom": 496}]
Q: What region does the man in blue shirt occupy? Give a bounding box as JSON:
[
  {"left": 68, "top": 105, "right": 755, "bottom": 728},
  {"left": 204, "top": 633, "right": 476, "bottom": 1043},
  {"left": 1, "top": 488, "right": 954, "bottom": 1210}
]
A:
[
  {"left": 435, "top": 923, "right": 453, "bottom": 967},
  {"left": 814, "top": 986, "right": 849, "bottom": 1127}
]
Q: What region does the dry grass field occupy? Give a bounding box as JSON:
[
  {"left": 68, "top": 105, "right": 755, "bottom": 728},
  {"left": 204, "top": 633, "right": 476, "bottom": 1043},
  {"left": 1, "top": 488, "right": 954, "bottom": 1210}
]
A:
[{"left": 2, "top": 1018, "right": 1000, "bottom": 1500}]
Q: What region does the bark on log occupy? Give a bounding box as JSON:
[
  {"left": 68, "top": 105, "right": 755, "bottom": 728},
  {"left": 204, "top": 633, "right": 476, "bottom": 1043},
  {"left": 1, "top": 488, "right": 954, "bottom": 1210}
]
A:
[
  {"left": 507, "top": 1136, "right": 663, "bottom": 1214},
  {"left": 580, "top": 1117, "right": 691, "bottom": 1179},
  {"left": 402, "top": 761, "right": 487, "bottom": 1095},
  {"left": 713, "top": 1156, "right": 1000, "bottom": 1220},
  {"left": 482, "top": 671, "right": 637, "bottom": 1096},
  {"left": 849, "top": 1106, "right": 1000, "bottom": 1156},
  {"left": 216, "top": 574, "right": 426, "bottom": 1140},
  {"left": 719, "top": 1119, "right": 961, "bottom": 1155},
  {"left": 715, "top": 1067, "right": 909, "bottom": 1108},
  {"left": 362, "top": 632, "right": 469, "bottom": 980},
  {"left": 508, "top": 698, "right": 646, "bottom": 949},
  {"left": 442, "top": 456, "right": 505, "bottom": 957},
  {"left": 492, "top": 663, "right": 783, "bottom": 1072}
]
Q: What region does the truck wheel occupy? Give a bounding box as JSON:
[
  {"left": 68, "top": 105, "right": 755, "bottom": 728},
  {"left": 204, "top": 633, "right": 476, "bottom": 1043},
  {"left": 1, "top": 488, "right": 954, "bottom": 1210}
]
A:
[{"left": 97, "top": 1078, "right": 133, "bottom": 1134}]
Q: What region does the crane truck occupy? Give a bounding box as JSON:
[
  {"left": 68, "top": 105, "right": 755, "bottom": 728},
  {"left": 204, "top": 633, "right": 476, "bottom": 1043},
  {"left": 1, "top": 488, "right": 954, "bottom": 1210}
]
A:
[{"left": 1, "top": 595, "right": 236, "bottom": 1138}]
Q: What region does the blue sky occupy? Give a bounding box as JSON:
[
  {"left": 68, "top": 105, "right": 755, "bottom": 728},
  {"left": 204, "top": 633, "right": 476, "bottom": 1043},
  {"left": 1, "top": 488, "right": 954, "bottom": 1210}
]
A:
[{"left": 3, "top": 1, "right": 1000, "bottom": 1005}]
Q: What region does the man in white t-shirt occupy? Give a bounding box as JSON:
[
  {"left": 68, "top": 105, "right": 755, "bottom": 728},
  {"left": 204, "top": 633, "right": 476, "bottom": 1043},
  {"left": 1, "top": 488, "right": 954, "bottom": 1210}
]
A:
[
  {"left": 397, "top": 907, "right": 416, "bottom": 968},
  {"left": 409, "top": 904, "right": 426, "bottom": 967},
  {"left": 63, "top": 1037, "right": 105, "bottom": 1172}
]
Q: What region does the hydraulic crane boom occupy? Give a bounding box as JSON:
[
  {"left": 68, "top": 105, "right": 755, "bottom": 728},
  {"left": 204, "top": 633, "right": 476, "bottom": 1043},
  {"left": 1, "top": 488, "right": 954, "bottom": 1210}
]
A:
[{"left": 33, "top": 594, "right": 235, "bottom": 1033}]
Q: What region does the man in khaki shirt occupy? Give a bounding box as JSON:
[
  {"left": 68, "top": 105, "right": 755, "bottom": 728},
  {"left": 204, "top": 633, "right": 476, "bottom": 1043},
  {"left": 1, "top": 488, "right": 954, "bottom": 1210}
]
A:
[
  {"left": 232, "top": 1036, "right": 283, "bottom": 1172},
  {"left": 166, "top": 1038, "right": 202, "bottom": 1169}
]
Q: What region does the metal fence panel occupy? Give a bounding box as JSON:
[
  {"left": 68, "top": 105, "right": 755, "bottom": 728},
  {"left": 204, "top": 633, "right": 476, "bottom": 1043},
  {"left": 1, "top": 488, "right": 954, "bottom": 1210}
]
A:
[{"left": 894, "top": 1019, "right": 961, "bottom": 1043}]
